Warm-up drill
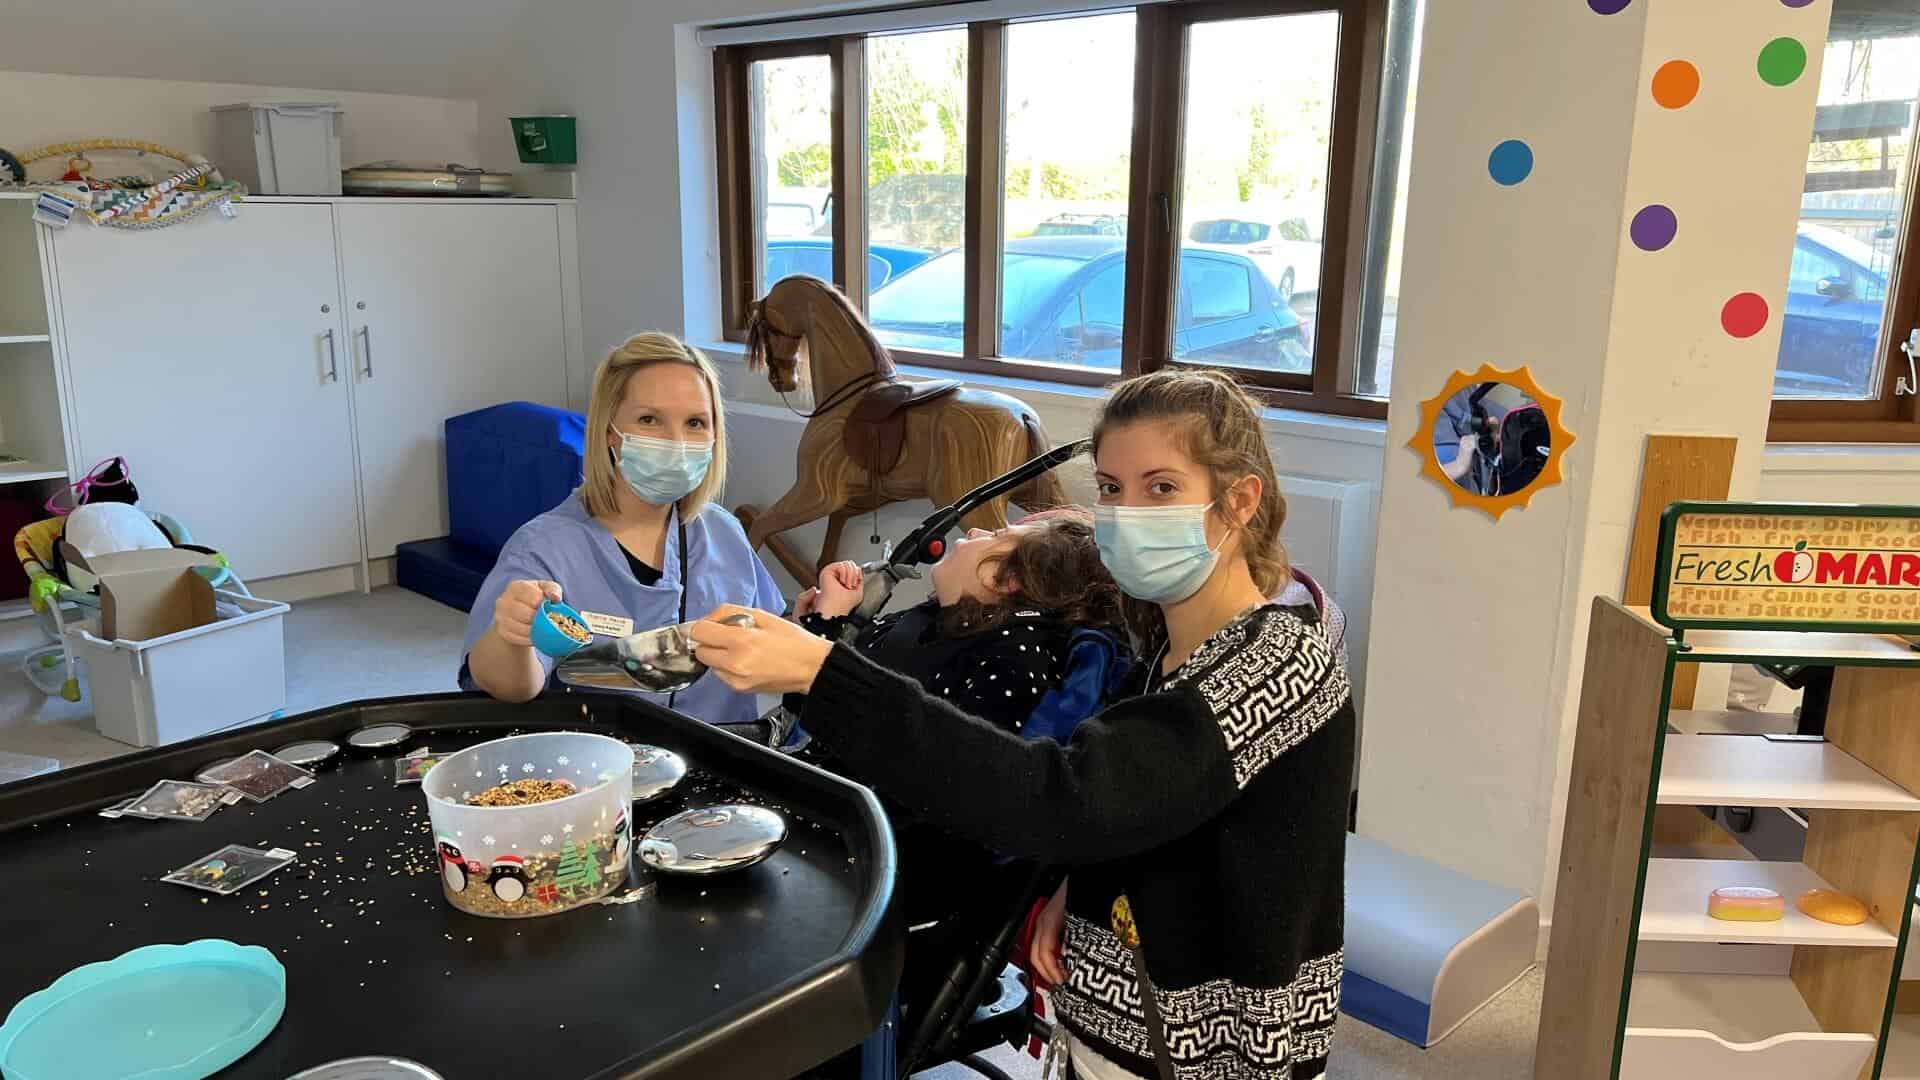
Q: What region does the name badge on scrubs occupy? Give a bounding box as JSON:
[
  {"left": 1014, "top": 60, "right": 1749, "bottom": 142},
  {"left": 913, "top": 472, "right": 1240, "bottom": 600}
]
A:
[{"left": 581, "top": 611, "right": 634, "bottom": 638}]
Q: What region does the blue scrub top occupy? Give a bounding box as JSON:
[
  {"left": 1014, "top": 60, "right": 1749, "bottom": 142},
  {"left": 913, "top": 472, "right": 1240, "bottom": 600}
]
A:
[{"left": 459, "top": 493, "right": 786, "bottom": 723}]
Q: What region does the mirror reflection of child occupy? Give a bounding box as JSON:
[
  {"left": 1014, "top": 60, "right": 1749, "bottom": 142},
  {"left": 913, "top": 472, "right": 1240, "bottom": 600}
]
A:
[{"left": 1442, "top": 432, "right": 1481, "bottom": 484}]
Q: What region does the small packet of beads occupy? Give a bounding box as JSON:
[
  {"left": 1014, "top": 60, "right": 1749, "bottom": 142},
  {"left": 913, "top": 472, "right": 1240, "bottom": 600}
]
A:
[
  {"left": 163, "top": 844, "right": 297, "bottom": 895},
  {"left": 395, "top": 748, "right": 444, "bottom": 786},
  {"left": 197, "top": 749, "right": 316, "bottom": 802},
  {"left": 124, "top": 780, "right": 230, "bottom": 822}
]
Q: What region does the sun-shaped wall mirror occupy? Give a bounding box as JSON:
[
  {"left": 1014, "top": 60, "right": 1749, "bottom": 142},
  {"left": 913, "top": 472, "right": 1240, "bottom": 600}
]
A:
[{"left": 1409, "top": 364, "right": 1575, "bottom": 521}]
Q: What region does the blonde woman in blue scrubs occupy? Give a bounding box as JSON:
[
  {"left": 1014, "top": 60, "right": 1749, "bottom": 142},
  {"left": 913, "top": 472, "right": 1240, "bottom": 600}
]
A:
[{"left": 461, "top": 332, "right": 785, "bottom": 721}]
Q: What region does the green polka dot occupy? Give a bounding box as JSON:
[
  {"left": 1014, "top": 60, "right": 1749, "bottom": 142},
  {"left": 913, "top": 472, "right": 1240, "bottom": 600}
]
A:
[{"left": 1757, "top": 37, "right": 1807, "bottom": 87}]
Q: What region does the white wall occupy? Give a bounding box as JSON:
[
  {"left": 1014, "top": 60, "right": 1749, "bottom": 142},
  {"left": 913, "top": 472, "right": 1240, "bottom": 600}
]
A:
[
  {"left": 0, "top": 1, "right": 529, "bottom": 101},
  {"left": 1358, "top": 0, "right": 1647, "bottom": 903},
  {"left": 0, "top": 70, "right": 482, "bottom": 170}
]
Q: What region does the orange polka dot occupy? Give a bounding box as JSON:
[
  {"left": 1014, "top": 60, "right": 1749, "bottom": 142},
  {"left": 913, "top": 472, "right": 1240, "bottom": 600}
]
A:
[{"left": 1652, "top": 60, "right": 1700, "bottom": 109}]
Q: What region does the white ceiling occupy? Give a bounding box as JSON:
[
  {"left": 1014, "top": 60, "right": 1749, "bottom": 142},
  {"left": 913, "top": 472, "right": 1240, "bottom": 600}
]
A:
[{"left": 0, "top": 0, "right": 539, "bottom": 100}]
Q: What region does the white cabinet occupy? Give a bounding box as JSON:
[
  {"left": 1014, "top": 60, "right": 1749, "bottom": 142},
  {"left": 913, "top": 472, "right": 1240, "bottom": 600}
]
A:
[
  {"left": 46, "top": 198, "right": 579, "bottom": 582},
  {"left": 336, "top": 203, "right": 568, "bottom": 557},
  {"left": 54, "top": 203, "right": 363, "bottom": 580}
]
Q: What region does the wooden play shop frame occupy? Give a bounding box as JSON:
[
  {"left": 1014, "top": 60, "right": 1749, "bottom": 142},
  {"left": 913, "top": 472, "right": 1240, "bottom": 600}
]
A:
[{"left": 1539, "top": 501, "right": 1920, "bottom": 1080}]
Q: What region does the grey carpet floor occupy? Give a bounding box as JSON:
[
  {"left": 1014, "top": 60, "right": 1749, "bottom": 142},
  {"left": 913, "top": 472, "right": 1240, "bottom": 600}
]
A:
[{"left": 1, "top": 587, "right": 1544, "bottom": 1076}]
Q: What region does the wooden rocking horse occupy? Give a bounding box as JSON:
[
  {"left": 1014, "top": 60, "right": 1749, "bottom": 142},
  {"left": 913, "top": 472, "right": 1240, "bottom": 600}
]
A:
[{"left": 736, "top": 275, "right": 1066, "bottom": 583}]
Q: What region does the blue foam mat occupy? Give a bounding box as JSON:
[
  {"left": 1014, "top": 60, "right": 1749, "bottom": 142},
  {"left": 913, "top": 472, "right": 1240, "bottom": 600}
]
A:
[
  {"left": 395, "top": 537, "right": 498, "bottom": 613},
  {"left": 1340, "top": 970, "right": 1432, "bottom": 1049}
]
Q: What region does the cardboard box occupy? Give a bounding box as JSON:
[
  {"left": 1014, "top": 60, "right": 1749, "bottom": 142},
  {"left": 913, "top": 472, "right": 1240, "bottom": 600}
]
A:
[{"left": 70, "top": 548, "right": 221, "bottom": 641}]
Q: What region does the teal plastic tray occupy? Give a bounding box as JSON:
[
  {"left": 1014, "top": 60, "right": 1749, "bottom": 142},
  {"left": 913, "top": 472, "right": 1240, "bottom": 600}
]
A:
[{"left": 0, "top": 939, "right": 285, "bottom": 1080}]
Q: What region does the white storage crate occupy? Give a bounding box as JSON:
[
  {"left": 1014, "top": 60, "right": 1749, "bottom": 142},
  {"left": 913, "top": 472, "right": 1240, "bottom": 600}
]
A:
[
  {"left": 68, "top": 591, "right": 290, "bottom": 748},
  {"left": 210, "top": 102, "right": 344, "bottom": 195}
]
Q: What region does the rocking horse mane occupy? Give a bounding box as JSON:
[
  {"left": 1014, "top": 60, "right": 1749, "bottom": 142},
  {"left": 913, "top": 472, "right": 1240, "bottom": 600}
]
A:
[{"left": 746, "top": 275, "right": 897, "bottom": 381}]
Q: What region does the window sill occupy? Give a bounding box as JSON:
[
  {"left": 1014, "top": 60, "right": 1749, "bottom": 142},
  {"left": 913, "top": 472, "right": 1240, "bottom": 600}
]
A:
[
  {"left": 1760, "top": 443, "right": 1920, "bottom": 473},
  {"left": 1766, "top": 419, "right": 1920, "bottom": 445},
  {"left": 699, "top": 340, "right": 1390, "bottom": 449}
]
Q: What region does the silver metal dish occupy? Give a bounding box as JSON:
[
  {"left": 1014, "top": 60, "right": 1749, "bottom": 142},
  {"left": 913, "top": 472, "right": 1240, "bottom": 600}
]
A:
[
  {"left": 345, "top": 723, "right": 413, "bottom": 752},
  {"left": 639, "top": 804, "right": 787, "bottom": 875},
  {"left": 628, "top": 744, "right": 688, "bottom": 804},
  {"left": 556, "top": 612, "right": 753, "bottom": 694},
  {"left": 273, "top": 740, "right": 342, "bottom": 769}
]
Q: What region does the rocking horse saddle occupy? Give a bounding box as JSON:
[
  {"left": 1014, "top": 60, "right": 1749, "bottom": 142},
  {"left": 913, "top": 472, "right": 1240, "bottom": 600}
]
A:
[{"left": 842, "top": 378, "right": 963, "bottom": 476}]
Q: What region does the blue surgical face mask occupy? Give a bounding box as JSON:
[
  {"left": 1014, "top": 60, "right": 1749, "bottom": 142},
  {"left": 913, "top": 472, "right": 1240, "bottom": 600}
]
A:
[
  {"left": 1094, "top": 502, "right": 1223, "bottom": 604},
  {"left": 613, "top": 429, "right": 712, "bottom": 506}
]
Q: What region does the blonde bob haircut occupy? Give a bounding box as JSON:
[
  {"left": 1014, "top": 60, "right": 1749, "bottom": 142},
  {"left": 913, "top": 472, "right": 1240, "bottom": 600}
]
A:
[{"left": 580, "top": 332, "right": 729, "bottom": 520}]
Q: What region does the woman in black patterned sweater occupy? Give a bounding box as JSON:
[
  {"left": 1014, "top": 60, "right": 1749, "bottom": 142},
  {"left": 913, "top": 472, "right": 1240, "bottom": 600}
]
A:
[{"left": 691, "top": 369, "right": 1353, "bottom": 1079}]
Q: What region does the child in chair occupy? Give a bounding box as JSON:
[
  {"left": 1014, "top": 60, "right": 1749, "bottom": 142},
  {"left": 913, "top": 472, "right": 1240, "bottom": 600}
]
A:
[
  {"left": 790, "top": 512, "right": 1128, "bottom": 738},
  {"left": 784, "top": 512, "right": 1130, "bottom": 938}
]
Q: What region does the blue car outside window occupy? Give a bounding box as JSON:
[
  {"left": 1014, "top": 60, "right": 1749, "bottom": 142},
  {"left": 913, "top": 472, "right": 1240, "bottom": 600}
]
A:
[
  {"left": 870, "top": 252, "right": 1081, "bottom": 333},
  {"left": 1186, "top": 260, "right": 1253, "bottom": 323}
]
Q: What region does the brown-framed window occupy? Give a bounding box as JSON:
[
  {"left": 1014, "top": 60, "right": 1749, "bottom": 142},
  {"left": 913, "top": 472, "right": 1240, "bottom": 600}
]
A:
[
  {"left": 1767, "top": 2, "right": 1920, "bottom": 443},
  {"left": 715, "top": 0, "right": 1397, "bottom": 417}
]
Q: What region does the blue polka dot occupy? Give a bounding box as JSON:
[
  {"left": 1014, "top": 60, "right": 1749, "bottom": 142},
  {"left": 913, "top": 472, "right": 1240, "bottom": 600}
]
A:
[{"left": 1488, "top": 140, "right": 1534, "bottom": 186}]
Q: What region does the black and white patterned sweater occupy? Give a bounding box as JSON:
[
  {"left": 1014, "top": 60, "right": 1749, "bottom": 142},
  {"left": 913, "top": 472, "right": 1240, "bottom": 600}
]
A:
[{"left": 800, "top": 603, "right": 1354, "bottom": 1079}]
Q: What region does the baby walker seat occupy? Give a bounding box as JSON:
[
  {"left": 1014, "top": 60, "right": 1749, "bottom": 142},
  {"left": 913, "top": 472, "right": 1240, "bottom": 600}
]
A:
[{"left": 11, "top": 459, "right": 246, "bottom": 702}]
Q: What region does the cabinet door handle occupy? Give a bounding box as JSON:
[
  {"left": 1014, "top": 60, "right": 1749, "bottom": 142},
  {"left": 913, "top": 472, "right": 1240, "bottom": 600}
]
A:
[
  {"left": 358, "top": 325, "right": 374, "bottom": 379},
  {"left": 322, "top": 328, "right": 339, "bottom": 382}
]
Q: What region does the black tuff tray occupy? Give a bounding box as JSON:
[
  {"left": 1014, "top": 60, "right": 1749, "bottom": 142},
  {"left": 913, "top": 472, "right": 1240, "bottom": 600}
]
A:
[{"left": 0, "top": 692, "right": 901, "bottom": 1080}]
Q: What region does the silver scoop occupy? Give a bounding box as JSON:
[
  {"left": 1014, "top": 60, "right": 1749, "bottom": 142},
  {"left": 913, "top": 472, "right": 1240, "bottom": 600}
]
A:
[
  {"left": 639, "top": 804, "right": 788, "bottom": 875},
  {"left": 554, "top": 612, "right": 754, "bottom": 694}
]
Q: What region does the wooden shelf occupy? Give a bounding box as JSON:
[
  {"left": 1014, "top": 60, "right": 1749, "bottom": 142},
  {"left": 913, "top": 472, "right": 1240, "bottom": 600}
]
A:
[
  {"left": 0, "top": 459, "right": 65, "bottom": 485},
  {"left": 1625, "top": 606, "right": 1920, "bottom": 665},
  {"left": 1668, "top": 709, "right": 1798, "bottom": 736},
  {"left": 1639, "top": 858, "right": 1898, "bottom": 947},
  {"left": 1543, "top": 599, "right": 1920, "bottom": 1080},
  {"left": 1624, "top": 972, "right": 1877, "bottom": 1079},
  {"left": 1628, "top": 971, "right": 1831, "bottom": 1042},
  {"left": 1658, "top": 734, "right": 1920, "bottom": 812}
]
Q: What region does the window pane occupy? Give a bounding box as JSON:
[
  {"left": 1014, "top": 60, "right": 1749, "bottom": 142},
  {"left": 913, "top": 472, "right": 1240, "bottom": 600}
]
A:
[
  {"left": 1171, "top": 12, "right": 1336, "bottom": 375},
  {"left": 865, "top": 28, "right": 968, "bottom": 353},
  {"left": 1356, "top": 0, "right": 1425, "bottom": 398},
  {"left": 1774, "top": 10, "right": 1920, "bottom": 400},
  {"left": 749, "top": 55, "right": 833, "bottom": 298},
  {"left": 1001, "top": 12, "right": 1136, "bottom": 369}
]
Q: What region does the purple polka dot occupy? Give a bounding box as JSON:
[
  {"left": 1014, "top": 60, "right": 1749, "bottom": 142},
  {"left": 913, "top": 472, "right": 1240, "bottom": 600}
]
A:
[
  {"left": 1780, "top": 0, "right": 1815, "bottom": 6},
  {"left": 1588, "top": 0, "right": 1632, "bottom": 13},
  {"left": 1630, "top": 204, "right": 1677, "bottom": 251}
]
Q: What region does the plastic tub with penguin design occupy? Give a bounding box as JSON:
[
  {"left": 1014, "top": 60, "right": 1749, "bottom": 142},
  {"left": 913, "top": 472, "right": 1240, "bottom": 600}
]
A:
[{"left": 421, "top": 732, "right": 635, "bottom": 917}]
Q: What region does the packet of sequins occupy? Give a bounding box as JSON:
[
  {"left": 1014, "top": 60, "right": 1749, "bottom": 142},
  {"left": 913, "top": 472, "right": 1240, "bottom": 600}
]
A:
[
  {"left": 197, "top": 749, "right": 317, "bottom": 803},
  {"left": 164, "top": 844, "right": 298, "bottom": 896},
  {"left": 121, "top": 780, "right": 237, "bottom": 822},
  {"left": 394, "top": 746, "right": 444, "bottom": 785}
]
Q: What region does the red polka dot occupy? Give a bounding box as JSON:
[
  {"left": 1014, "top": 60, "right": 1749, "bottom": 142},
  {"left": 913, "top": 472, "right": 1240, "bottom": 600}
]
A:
[{"left": 1721, "top": 293, "right": 1769, "bottom": 338}]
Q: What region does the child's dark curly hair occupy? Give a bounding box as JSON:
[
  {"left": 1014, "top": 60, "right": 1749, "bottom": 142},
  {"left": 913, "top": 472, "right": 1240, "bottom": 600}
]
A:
[{"left": 937, "top": 513, "right": 1126, "bottom": 638}]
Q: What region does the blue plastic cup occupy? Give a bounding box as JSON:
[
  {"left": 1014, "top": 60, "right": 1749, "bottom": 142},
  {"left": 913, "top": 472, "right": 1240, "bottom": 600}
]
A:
[{"left": 530, "top": 599, "right": 594, "bottom": 658}]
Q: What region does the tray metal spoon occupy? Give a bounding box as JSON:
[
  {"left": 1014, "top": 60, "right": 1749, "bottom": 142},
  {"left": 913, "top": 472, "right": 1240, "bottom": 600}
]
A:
[{"left": 555, "top": 612, "right": 753, "bottom": 694}]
